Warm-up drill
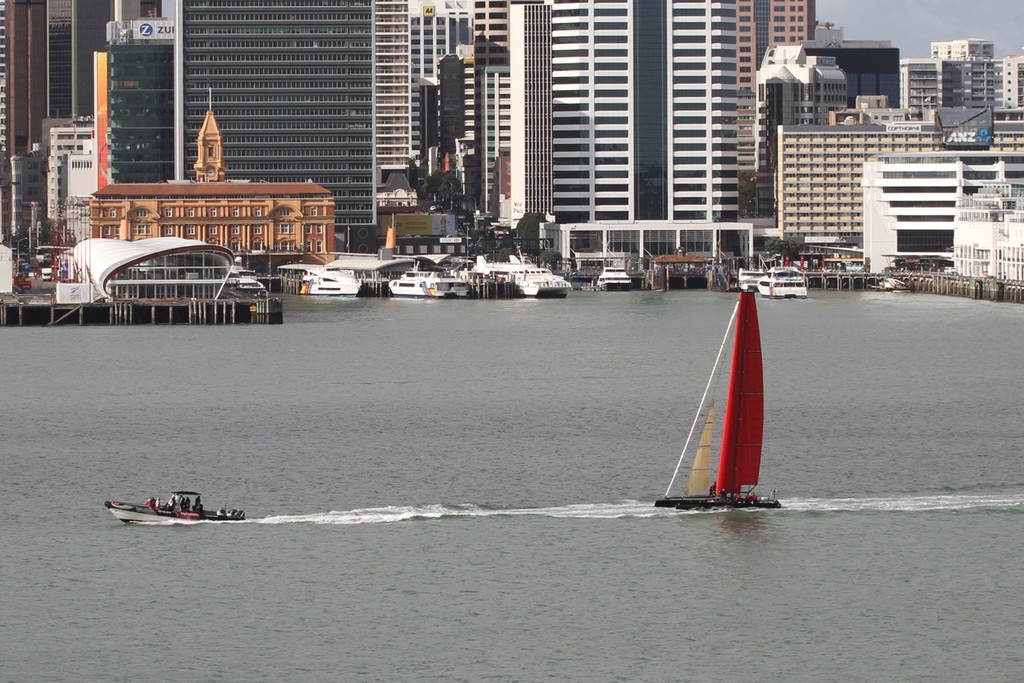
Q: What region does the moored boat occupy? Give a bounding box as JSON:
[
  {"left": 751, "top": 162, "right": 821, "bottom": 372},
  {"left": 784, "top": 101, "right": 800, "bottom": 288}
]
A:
[
  {"left": 389, "top": 270, "right": 472, "bottom": 298},
  {"left": 737, "top": 269, "right": 764, "bottom": 292},
  {"left": 596, "top": 267, "right": 633, "bottom": 291},
  {"left": 655, "top": 291, "right": 781, "bottom": 510},
  {"left": 473, "top": 255, "right": 571, "bottom": 298},
  {"left": 756, "top": 266, "right": 807, "bottom": 299},
  {"left": 104, "top": 490, "right": 246, "bottom": 523}
]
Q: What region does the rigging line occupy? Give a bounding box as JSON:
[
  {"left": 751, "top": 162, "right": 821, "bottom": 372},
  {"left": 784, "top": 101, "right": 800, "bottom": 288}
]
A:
[{"left": 663, "top": 299, "right": 740, "bottom": 497}]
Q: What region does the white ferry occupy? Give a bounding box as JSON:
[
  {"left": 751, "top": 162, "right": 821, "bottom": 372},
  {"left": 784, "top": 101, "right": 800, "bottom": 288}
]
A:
[
  {"left": 756, "top": 266, "right": 808, "bottom": 299},
  {"left": 389, "top": 270, "right": 472, "bottom": 298},
  {"left": 473, "top": 255, "right": 571, "bottom": 298},
  {"left": 596, "top": 267, "right": 633, "bottom": 291}
]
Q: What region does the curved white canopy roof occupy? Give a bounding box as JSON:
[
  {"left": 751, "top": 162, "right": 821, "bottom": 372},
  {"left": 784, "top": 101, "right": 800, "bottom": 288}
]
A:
[{"left": 73, "top": 238, "right": 233, "bottom": 298}]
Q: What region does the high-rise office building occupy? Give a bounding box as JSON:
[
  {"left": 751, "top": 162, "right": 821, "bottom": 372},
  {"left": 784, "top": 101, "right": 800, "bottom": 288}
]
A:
[
  {"left": 409, "top": 0, "right": 472, "bottom": 161},
  {"left": 471, "top": 0, "right": 508, "bottom": 211},
  {"left": 804, "top": 25, "right": 900, "bottom": 108},
  {"left": 550, "top": 0, "right": 738, "bottom": 224},
  {"left": 48, "top": 0, "right": 113, "bottom": 119},
  {"left": 175, "top": 0, "right": 376, "bottom": 251},
  {"left": 106, "top": 19, "right": 174, "bottom": 183},
  {"left": 375, "top": 0, "right": 411, "bottom": 182},
  {"left": 734, "top": 0, "right": 815, "bottom": 169},
  {"left": 5, "top": 0, "right": 47, "bottom": 157},
  {"left": 509, "top": 0, "right": 550, "bottom": 221}
]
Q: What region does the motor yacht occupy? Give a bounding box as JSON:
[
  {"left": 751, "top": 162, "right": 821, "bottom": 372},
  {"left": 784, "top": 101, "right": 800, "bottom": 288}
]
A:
[
  {"left": 757, "top": 266, "right": 808, "bottom": 299},
  {"left": 596, "top": 267, "right": 633, "bottom": 291},
  {"left": 473, "top": 255, "right": 571, "bottom": 298},
  {"left": 389, "top": 270, "right": 472, "bottom": 298}
]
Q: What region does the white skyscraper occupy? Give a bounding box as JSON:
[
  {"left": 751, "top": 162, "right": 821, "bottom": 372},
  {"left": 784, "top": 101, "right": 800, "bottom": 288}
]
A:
[
  {"left": 376, "top": 0, "right": 412, "bottom": 181},
  {"left": 550, "top": 0, "right": 738, "bottom": 224},
  {"left": 510, "top": 1, "right": 552, "bottom": 221}
]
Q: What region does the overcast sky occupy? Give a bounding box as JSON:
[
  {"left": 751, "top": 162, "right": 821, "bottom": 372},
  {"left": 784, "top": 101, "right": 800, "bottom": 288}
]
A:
[{"left": 815, "top": 0, "right": 1024, "bottom": 57}]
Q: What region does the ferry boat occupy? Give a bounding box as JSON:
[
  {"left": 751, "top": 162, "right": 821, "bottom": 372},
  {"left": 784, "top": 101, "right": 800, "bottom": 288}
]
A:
[
  {"left": 389, "top": 270, "right": 472, "bottom": 298},
  {"left": 223, "top": 268, "right": 268, "bottom": 298},
  {"left": 737, "top": 269, "right": 764, "bottom": 292},
  {"left": 596, "top": 267, "right": 633, "bottom": 291},
  {"left": 473, "top": 255, "right": 571, "bottom": 298},
  {"left": 756, "top": 266, "right": 808, "bottom": 299},
  {"left": 301, "top": 267, "right": 361, "bottom": 297}
]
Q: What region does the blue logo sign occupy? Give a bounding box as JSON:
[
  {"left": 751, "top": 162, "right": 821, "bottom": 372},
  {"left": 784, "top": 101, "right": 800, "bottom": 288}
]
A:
[{"left": 139, "top": 22, "right": 154, "bottom": 36}]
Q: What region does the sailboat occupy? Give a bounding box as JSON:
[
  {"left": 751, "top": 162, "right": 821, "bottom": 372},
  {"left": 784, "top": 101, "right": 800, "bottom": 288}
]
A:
[{"left": 655, "top": 291, "right": 781, "bottom": 510}]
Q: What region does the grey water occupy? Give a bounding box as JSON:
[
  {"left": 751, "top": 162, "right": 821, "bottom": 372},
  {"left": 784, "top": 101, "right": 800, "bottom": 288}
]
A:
[{"left": 4, "top": 290, "right": 1024, "bottom": 682}]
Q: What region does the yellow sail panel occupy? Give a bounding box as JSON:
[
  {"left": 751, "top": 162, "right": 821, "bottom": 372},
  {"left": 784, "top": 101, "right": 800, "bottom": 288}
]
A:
[{"left": 684, "top": 402, "right": 715, "bottom": 497}]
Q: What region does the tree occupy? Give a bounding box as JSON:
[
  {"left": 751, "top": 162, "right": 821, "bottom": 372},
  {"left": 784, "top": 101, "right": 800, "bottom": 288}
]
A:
[
  {"left": 421, "top": 170, "right": 462, "bottom": 209},
  {"left": 538, "top": 249, "right": 562, "bottom": 269},
  {"left": 764, "top": 237, "right": 800, "bottom": 263},
  {"left": 514, "top": 212, "right": 544, "bottom": 240},
  {"left": 737, "top": 171, "right": 757, "bottom": 217}
]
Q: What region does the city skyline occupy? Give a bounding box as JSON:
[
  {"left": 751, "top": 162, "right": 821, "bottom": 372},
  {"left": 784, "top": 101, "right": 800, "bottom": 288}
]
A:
[{"left": 818, "top": 0, "right": 1023, "bottom": 58}]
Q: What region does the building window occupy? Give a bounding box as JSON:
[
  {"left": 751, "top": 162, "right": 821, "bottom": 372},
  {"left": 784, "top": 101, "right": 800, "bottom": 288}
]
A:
[
  {"left": 187, "top": 208, "right": 195, "bottom": 217},
  {"left": 135, "top": 209, "right": 146, "bottom": 218},
  {"left": 311, "top": 206, "right": 319, "bottom": 217},
  {"left": 277, "top": 224, "right": 293, "bottom": 234},
  {"left": 278, "top": 208, "right": 292, "bottom": 217},
  {"left": 305, "top": 225, "right": 313, "bottom": 234},
  {"left": 210, "top": 208, "right": 218, "bottom": 218},
  {"left": 254, "top": 225, "right": 263, "bottom": 235},
  {"left": 187, "top": 225, "right": 196, "bottom": 236},
  {"left": 162, "top": 226, "right": 173, "bottom": 236},
  {"left": 254, "top": 207, "right": 263, "bottom": 217},
  {"left": 232, "top": 207, "right": 240, "bottom": 217},
  {"left": 133, "top": 224, "right": 147, "bottom": 235},
  {"left": 208, "top": 226, "right": 217, "bottom": 236},
  {"left": 102, "top": 226, "right": 112, "bottom": 236},
  {"left": 107, "top": 208, "right": 118, "bottom": 218},
  {"left": 163, "top": 208, "right": 172, "bottom": 217},
  {"left": 231, "top": 225, "right": 241, "bottom": 235}
]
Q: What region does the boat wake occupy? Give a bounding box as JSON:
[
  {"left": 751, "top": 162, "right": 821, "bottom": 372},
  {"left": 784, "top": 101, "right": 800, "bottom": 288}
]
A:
[{"left": 255, "top": 493, "right": 1024, "bottom": 524}]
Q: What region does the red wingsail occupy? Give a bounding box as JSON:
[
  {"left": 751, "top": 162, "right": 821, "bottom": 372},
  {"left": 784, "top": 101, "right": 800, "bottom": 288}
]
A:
[{"left": 715, "top": 291, "right": 764, "bottom": 495}]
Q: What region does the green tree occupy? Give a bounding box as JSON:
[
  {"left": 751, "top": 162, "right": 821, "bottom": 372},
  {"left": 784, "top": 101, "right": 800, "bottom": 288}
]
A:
[
  {"left": 514, "top": 212, "right": 544, "bottom": 240},
  {"left": 538, "top": 249, "right": 562, "bottom": 269},
  {"left": 764, "top": 237, "right": 801, "bottom": 263},
  {"left": 419, "top": 170, "right": 463, "bottom": 209},
  {"left": 737, "top": 171, "right": 757, "bottom": 217}
]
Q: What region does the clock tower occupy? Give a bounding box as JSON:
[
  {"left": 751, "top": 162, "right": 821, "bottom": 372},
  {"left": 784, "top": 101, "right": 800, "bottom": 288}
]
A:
[{"left": 193, "top": 109, "right": 226, "bottom": 182}]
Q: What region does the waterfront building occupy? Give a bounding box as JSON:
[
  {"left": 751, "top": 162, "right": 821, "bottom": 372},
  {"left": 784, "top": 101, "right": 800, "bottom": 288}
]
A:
[
  {"left": 775, "top": 121, "right": 1024, "bottom": 244},
  {"left": 543, "top": 0, "right": 744, "bottom": 265},
  {"left": 480, "top": 65, "right": 510, "bottom": 217},
  {"left": 105, "top": 19, "right": 175, "bottom": 184},
  {"left": 174, "top": 0, "right": 376, "bottom": 252},
  {"left": 803, "top": 25, "right": 900, "bottom": 108},
  {"left": 375, "top": 0, "right": 411, "bottom": 183},
  {"left": 954, "top": 183, "right": 1024, "bottom": 279},
  {"left": 862, "top": 151, "right": 1024, "bottom": 271},
  {"left": 4, "top": 0, "right": 47, "bottom": 158},
  {"left": 436, "top": 47, "right": 476, "bottom": 200},
  {"left": 70, "top": 236, "right": 234, "bottom": 300},
  {"left": 89, "top": 110, "right": 336, "bottom": 262}
]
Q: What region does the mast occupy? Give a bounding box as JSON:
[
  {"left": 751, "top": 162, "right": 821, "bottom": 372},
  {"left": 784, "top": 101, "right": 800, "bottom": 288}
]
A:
[
  {"left": 715, "top": 291, "right": 764, "bottom": 495},
  {"left": 663, "top": 301, "right": 739, "bottom": 497}
]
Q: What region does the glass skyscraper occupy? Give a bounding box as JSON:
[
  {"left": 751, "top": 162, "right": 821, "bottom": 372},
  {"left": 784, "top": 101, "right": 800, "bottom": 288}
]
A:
[{"left": 176, "top": 0, "right": 376, "bottom": 250}]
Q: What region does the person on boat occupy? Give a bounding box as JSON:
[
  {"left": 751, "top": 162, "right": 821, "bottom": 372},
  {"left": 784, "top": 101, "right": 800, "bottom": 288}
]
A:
[
  {"left": 155, "top": 496, "right": 161, "bottom": 510},
  {"left": 709, "top": 483, "right": 716, "bottom": 497},
  {"left": 146, "top": 497, "right": 156, "bottom": 510},
  {"left": 193, "top": 495, "right": 202, "bottom": 514},
  {"left": 181, "top": 496, "right": 190, "bottom": 513}
]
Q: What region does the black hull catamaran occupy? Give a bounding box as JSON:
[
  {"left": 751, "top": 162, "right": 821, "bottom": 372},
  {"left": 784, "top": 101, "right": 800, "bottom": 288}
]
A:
[
  {"left": 105, "top": 491, "right": 246, "bottom": 523},
  {"left": 655, "top": 291, "right": 781, "bottom": 511}
]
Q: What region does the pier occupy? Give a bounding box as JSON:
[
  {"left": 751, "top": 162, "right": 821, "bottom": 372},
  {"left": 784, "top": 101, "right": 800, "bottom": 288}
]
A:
[{"left": 0, "top": 297, "right": 283, "bottom": 326}]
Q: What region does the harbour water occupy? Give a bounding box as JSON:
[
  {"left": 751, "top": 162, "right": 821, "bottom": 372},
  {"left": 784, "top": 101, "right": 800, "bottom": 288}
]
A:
[{"left": 5, "top": 290, "right": 1024, "bottom": 681}]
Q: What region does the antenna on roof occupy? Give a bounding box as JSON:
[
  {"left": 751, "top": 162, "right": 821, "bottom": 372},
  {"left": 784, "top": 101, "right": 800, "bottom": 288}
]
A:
[{"left": 208, "top": 87, "right": 212, "bottom": 111}]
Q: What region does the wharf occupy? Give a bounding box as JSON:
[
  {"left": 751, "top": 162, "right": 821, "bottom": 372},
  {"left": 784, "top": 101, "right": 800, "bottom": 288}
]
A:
[{"left": 0, "top": 296, "right": 282, "bottom": 326}]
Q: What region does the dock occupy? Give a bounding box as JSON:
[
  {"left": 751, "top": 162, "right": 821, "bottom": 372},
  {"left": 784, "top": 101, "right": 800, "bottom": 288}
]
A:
[{"left": 0, "top": 297, "right": 283, "bottom": 326}]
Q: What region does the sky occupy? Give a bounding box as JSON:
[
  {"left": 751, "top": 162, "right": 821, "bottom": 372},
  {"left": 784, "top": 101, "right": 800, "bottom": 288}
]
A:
[{"left": 816, "top": 0, "right": 1024, "bottom": 57}]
